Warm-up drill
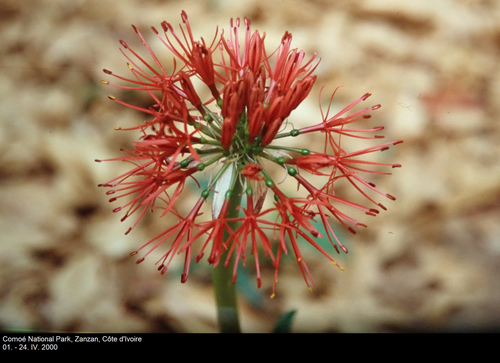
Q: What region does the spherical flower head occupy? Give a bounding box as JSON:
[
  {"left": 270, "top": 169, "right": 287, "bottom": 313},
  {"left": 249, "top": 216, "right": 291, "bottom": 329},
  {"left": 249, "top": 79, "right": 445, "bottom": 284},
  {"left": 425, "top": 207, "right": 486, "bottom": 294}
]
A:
[{"left": 97, "top": 11, "right": 403, "bottom": 297}]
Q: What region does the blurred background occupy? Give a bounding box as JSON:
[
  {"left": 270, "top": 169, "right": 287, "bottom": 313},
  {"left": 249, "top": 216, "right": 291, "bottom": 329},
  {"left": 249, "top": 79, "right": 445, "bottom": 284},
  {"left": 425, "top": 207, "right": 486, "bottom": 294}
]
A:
[{"left": 1, "top": 0, "right": 499, "bottom": 333}]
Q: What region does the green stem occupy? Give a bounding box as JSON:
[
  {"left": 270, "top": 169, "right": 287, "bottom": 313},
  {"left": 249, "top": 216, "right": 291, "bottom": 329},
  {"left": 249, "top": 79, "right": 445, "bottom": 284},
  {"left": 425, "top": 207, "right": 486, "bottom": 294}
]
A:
[{"left": 212, "top": 176, "right": 243, "bottom": 333}]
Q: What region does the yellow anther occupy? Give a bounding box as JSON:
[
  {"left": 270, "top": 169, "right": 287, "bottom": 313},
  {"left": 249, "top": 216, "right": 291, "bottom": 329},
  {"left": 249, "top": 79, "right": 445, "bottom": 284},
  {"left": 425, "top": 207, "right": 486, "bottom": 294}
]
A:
[
  {"left": 332, "top": 261, "right": 345, "bottom": 271},
  {"left": 297, "top": 257, "right": 302, "bottom": 262},
  {"left": 108, "top": 95, "right": 116, "bottom": 100},
  {"left": 101, "top": 80, "right": 109, "bottom": 85},
  {"left": 114, "top": 126, "right": 121, "bottom": 130},
  {"left": 130, "top": 251, "right": 138, "bottom": 256},
  {"left": 308, "top": 287, "right": 313, "bottom": 292},
  {"left": 270, "top": 294, "right": 275, "bottom": 299},
  {"left": 127, "top": 63, "right": 133, "bottom": 70}
]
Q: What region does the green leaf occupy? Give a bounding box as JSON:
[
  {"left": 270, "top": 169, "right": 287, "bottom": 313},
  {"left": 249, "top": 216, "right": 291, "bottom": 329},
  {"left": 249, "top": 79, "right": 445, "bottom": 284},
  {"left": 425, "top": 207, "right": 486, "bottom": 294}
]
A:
[{"left": 272, "top": 309, "right": 297, "bottom": 333}]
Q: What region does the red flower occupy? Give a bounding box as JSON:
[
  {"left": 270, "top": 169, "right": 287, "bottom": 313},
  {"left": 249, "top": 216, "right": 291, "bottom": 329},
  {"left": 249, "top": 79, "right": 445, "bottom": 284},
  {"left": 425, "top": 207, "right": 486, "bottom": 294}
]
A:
[
  {"left": 240, "top": 164, "right": 264, "bottom": 181},
  {"left": 225, "top": 188, "right": 275, "bottom": 288},
  {"left": 98, "top": 12, "right": 402, "bottom": 297}
]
